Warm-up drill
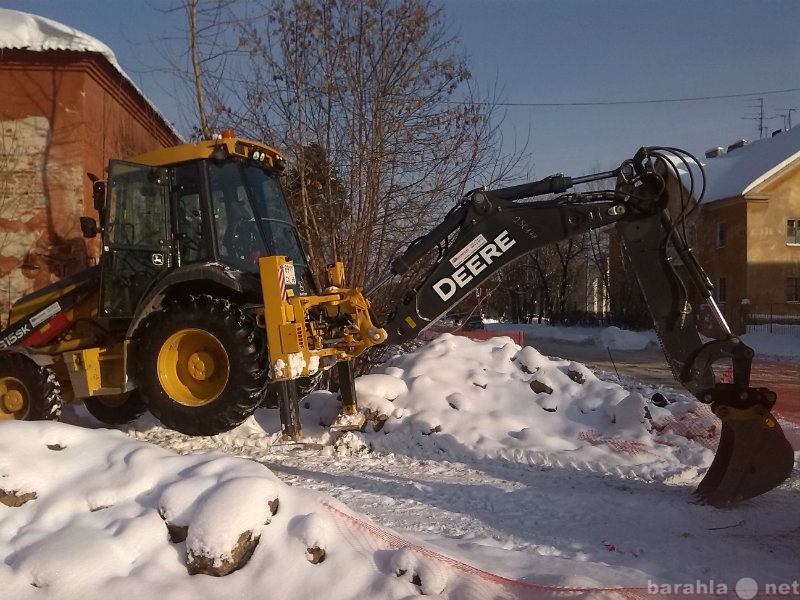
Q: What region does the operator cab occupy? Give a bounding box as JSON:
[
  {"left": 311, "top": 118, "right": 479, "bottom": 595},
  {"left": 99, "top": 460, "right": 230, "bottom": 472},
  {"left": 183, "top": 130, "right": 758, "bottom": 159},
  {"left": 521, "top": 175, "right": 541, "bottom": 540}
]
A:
[{"left": 85, "top": 131, "right": 314, "bottom": 318}]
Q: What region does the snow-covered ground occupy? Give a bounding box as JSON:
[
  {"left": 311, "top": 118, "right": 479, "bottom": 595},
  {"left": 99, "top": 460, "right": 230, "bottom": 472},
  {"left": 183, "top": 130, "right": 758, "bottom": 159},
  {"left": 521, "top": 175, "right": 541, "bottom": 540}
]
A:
[{"left": 1, "top": 326, "right": 798, "bottom": 600}]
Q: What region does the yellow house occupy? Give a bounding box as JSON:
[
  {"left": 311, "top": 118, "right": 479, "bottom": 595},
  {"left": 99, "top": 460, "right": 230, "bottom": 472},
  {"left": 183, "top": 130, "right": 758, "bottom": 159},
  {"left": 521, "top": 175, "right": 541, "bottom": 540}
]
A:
[{"left": 691, "top": 126, "right": 800, "bottom": 335}]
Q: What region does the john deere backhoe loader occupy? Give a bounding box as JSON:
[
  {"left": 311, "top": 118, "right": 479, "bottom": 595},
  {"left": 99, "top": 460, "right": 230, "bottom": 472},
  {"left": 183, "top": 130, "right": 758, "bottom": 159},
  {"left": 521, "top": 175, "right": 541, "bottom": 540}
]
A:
[
  {"left": 0, "top": 134, "right": 793, "bottom": 505},
  {"left": 0, "top": 131, "right": 384, "bottom": 438}
]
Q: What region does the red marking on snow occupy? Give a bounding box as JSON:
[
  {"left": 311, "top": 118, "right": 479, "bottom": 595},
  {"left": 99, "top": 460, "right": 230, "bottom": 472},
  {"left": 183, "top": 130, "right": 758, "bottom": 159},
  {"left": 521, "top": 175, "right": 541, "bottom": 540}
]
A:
[
  {"left": 321, "top": 499, "right": 722, "bottom": 599},
  {"left": 651, "top": 404, "right": 720, "bottom": 450},
  {"left": 323, "top": 499, "right": 614, "bottom": 594},
  {"left": 651, "top": 401, "right": 800, "bottom": 451},
  {"left": 577, "top": 429, "right": 660, "bottom": 455},
  {"left": 751, "top": 358, "right": 800, "bottom": 448}
]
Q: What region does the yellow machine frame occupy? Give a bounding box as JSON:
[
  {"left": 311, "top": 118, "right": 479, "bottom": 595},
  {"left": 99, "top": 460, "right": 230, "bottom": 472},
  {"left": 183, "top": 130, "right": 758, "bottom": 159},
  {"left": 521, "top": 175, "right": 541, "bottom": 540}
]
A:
[{"left": 258, "top": 255, "right": 387, "bottom": 381}]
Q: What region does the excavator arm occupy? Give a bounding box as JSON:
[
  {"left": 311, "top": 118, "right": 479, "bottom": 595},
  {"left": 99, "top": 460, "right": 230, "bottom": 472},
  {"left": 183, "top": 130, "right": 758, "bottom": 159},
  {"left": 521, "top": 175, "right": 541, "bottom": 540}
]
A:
[
  {"left": 378, "top": 171, "right": 623, "bottom": 344},
  {"left": 369, "top": 147, "right": 794, "bottom": 505}
]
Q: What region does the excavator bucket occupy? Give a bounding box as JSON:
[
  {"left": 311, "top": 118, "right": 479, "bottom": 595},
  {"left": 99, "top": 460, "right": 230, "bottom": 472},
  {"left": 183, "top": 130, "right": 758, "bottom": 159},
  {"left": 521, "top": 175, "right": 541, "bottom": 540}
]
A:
[{"left": 695, "top": 405, "right": 795, "bottom": 506}]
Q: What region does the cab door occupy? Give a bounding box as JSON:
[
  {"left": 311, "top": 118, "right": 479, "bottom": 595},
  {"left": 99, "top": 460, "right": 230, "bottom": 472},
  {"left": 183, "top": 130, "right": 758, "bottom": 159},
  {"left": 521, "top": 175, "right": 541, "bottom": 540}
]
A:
[{"left": 99, "top": 161, "right": 172, "bottom": 317}]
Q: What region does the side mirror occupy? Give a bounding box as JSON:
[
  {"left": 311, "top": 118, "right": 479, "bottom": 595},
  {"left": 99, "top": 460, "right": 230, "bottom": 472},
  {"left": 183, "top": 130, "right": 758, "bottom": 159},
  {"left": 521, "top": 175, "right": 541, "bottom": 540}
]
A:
[
  {"left": 80, "top": 216, "right": 99, "bottom": 239},
  {"left": 92, "top": 180, "right": 106, "bottom": 211}
]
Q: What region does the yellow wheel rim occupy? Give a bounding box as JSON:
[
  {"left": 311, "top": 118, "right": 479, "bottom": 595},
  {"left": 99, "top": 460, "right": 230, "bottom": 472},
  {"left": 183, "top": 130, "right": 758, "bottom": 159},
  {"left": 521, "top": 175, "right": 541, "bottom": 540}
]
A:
[
  {"left": 156, "top": 328, "right": 230, "bottom": 406},
  {"left": 0, "top": 376, "right": 29, "bottom": 419}
]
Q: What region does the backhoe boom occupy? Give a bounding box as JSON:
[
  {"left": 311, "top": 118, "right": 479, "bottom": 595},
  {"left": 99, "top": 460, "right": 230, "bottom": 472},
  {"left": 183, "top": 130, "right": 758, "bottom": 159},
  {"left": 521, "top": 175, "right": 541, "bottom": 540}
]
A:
[{"left": 371, "top": 147, "right": 794, "bottom": 505}]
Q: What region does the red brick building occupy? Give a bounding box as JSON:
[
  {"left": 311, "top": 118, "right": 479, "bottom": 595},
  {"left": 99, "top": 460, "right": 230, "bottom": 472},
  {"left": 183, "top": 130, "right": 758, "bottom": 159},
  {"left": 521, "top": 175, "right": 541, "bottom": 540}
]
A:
[{"left": 0, "top": 8, "right": 181, "bottom": 324}]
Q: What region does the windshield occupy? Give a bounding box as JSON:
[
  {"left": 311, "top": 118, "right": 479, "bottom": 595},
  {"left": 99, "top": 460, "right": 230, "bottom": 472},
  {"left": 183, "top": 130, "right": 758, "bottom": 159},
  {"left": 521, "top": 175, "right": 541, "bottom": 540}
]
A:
[
  {"left": 242, "top": 165, "right": 305, "bottom": 260},
  {"left": 208, "top": 161, "right": 314, "bottom": 293}
]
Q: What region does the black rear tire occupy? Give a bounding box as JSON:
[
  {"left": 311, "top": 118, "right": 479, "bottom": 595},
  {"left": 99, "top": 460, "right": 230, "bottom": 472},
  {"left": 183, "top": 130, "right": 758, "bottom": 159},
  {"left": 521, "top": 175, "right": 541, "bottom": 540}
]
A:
[
  {"left": 0, "top": 352, "right": 62, "bottom": 421},
  {"left": 130, "top": 295, "right": 268, "bottom": 436},
  {"left": 84, "top": 390, "right": 146, "bottom": 425}
]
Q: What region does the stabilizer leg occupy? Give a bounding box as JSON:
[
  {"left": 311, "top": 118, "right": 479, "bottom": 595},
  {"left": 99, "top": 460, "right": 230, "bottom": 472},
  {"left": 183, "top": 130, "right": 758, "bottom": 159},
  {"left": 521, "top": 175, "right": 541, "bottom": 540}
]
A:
[
  {"left": 330, "top": 360, "right": 365, "bottom": 431},
  {"left": 278, "top": 380, "right": 301, "bottom": 441}
]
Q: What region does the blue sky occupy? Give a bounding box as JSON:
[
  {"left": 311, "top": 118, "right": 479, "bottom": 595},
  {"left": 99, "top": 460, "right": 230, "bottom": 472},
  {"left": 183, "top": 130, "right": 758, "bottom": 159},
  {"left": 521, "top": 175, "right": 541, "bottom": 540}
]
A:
[{"left": 3, "top": 0, "right": 799, "bottom": 181}]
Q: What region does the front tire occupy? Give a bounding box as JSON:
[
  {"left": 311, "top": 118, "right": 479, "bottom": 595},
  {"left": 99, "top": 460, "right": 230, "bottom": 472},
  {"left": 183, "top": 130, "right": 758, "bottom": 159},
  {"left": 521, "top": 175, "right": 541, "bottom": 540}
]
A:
[
  {"left": 84, "top": 390, "right": 146, "bottom": 425},
  {"left": 0, "top": 352, "right": 62, "bottom": 421},
  {"left": 131, "top": 295, "right": 268, "bottom": 436}
]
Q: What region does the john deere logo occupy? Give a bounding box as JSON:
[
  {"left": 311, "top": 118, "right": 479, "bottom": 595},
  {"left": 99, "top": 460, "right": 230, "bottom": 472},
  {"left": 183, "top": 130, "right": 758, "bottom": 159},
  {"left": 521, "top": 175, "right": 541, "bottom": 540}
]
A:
[
  {"left": 152, "top": 253, "right": 164, "bottom": 266},
  {"left": 433, "top": 230, "right": 516, "bottom": 301}
]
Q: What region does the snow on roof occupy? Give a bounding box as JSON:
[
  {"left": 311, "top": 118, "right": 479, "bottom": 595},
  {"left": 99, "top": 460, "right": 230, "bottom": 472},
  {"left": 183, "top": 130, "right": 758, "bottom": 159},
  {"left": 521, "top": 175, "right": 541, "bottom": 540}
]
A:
[
  {"left": 0, "top": 8, "right": 121, "bottom": 69},
  {"left": 0, "top": 8, "right": 180, "bottom": 139},
  {"left": 699, "top": 125, "right": 800, "bottom": 202}
]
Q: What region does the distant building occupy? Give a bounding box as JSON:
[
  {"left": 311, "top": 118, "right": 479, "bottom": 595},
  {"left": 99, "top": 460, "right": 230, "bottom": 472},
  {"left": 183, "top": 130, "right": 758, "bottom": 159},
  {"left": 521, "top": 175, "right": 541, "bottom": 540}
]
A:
[
  {"left": 0, "top": 8, "right": 180, "bottom": 323},
  {"left": 684, "top": 126, "right": 800, "bottom": 335}
]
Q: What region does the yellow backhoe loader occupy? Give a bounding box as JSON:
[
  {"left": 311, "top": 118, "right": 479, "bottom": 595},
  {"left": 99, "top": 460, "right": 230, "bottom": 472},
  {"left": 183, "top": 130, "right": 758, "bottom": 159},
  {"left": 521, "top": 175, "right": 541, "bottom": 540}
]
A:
[{"left": 0, "top": 134, "right": 793, "bottom": 505}]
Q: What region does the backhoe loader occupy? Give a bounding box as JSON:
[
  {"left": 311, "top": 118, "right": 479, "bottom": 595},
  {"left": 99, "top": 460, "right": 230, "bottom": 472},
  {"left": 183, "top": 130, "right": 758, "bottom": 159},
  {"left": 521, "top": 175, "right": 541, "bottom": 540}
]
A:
[{"left": 0, "top": 134, "right": 793, "bottom": 505}]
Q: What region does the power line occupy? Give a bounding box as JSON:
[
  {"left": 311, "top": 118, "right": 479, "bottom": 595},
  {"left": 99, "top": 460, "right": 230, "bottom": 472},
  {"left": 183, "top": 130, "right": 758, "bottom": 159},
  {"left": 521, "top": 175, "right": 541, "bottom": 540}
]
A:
[{"left": 481, "top": 87, "right": 800, "bottom": 108}]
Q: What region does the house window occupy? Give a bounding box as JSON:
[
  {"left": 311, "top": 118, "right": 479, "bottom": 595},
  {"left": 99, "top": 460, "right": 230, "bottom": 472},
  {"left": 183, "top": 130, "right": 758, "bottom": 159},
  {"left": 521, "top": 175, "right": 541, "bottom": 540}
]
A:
[
  {"left": 788, "top": 218, "right": 800, "bottom": 245},
  {"left": 715, "top": 221, "right": 726, "bottom": 249},
  {"left": 714, "top": 277, "right": 727, "bottom": 303},
  {"left": 788, "top": 277, "right": 800, "bottom": 303}
]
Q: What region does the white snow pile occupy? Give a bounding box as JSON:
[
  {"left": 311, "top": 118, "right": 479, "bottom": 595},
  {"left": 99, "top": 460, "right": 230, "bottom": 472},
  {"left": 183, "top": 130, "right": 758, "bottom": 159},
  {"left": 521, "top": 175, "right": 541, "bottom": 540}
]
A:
[
  {"left": 0, "top": 422, "right": 413, "bottom": 600},
  {"left": 343, "top": 334, "right": 711, "bottom": 477},
  {"left": 0, "top": 332, "right": 797, "bottom": 600}
]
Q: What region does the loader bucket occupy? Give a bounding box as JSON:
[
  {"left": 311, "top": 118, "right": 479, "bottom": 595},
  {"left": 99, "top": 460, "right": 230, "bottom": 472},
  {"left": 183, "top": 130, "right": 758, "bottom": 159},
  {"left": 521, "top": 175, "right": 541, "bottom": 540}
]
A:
[{"left": 695, "top": 404, "right": 795, "bottom": 506}]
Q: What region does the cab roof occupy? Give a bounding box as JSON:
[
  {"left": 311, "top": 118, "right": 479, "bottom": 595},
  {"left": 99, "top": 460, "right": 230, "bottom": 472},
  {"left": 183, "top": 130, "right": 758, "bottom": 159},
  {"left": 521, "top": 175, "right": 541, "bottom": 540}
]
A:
[{"left": 127, "top": 130, "right": 286, "bottom": 172}]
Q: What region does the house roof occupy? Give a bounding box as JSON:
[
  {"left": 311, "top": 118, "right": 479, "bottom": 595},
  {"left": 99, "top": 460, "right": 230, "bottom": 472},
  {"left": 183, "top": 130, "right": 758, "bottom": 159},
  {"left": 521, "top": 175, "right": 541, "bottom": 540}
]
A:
[
  {"left": 0, "top": 8, "right": 121, "bottom": 68},
  {"left": 0, "top": 8, "right": 180, "bottom": 140},
  {"left": 699, "top": 125, "right": 800, "bottom": 202}
]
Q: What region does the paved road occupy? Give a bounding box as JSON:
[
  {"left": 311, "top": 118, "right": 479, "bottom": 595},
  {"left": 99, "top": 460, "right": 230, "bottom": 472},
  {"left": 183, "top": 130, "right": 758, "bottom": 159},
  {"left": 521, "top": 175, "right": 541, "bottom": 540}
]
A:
[{"left": 521, "top": 334, "right": 678, "bottom": 387}]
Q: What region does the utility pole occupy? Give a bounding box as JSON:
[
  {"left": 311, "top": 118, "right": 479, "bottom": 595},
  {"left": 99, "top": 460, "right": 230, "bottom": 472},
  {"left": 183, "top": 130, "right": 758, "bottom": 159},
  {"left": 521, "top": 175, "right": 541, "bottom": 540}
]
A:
[
  {"left": 776, "top": 108, "right": 796, "bottom": 130},
  {"left": 743, "top": 98, "right": 769, "bottom": 138}
]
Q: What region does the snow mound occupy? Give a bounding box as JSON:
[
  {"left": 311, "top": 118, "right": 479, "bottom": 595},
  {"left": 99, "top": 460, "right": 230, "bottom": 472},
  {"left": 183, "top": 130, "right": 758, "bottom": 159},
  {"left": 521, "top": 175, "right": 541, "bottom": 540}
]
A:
[
  {"left": 1, "top": 331, "right": 796, "bottom": 598},
  {"left": 0, "top": 421, "right": 419, "bottom": 599},
  {"left": 353, "top": 334, "right": 712, "bottom": 478}
]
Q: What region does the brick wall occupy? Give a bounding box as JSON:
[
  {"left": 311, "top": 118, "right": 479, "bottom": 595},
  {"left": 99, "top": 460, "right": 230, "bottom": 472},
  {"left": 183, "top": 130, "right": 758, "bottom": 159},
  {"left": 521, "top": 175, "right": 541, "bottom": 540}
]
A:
[{"left": 0, "top": 49, "right": 180, "bottom": 325}]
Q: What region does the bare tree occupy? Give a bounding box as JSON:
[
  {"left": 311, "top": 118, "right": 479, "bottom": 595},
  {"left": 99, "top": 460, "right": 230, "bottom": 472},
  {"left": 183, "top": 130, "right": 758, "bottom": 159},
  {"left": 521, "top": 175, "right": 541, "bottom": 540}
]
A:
[
  {"left": 149, "top": 0, "right": 243, "bottom": 139},
  {"left": 187, "top": 0, "right": 212, "bottom": 139},
  {"left": 162, "top": 0, "right": 534, "bottom": 333},
  {"left": 282, "top": 142, "right": 349, "bottom": 274},
  {"left": 200, "top": 0, "right": 516, "bottom": 292}
]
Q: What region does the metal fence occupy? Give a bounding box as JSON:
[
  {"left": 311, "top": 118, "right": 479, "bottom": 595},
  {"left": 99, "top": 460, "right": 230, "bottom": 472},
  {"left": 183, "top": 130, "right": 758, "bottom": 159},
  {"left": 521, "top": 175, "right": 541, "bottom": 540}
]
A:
[
  {"left": 538, "top": 305, "right": 800, "bottom": 337},
  {"left": 744, "top": 304, "right": 800, "bottom": 336},
  {"left": 516, "top": 309, "right": 653, "bottom": 331}
]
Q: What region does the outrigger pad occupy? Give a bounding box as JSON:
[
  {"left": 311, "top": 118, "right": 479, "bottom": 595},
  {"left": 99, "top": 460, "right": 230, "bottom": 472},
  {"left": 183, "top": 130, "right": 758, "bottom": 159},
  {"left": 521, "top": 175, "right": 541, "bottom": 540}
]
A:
[
  {"left": 329, "top": 409, "right": 366, "bottom": 431},
  {"left": 695, "top": 405, "right": 795, "bottom": 506}
]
